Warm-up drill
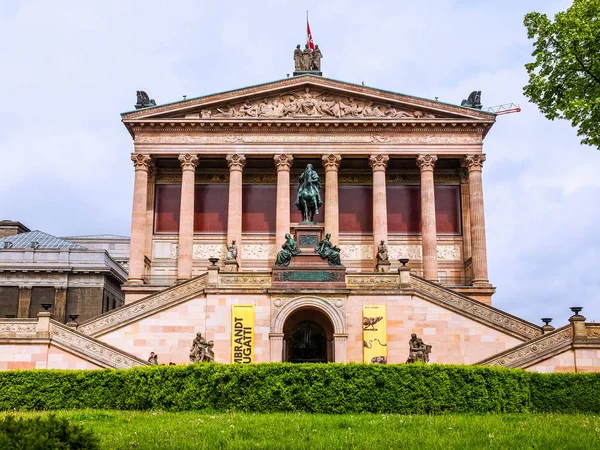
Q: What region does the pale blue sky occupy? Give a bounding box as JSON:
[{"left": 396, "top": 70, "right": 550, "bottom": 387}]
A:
[{"left": 1, "top": 0, "right": 598, "bottom": 326}]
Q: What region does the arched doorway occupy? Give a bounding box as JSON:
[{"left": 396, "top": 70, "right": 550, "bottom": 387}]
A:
[{"left": 283, "top": 307, "right": 334, "bottom": 363}]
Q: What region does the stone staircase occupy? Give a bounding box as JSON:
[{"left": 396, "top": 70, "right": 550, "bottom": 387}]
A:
[
  {"left": 476, "top": 325, "right": 573, "bottom": 368},
  {"left": 79, "top": 273, "right": 208, "bottom": 337}
]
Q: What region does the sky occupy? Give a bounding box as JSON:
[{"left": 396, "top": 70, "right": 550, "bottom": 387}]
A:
[{"left": 1, "top": 0, "right": 598, "bottom": 326}]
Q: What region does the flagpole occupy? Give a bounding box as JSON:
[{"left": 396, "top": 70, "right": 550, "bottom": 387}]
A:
[{"left": 306, "top": 10, "right": 308, "bottom": 46}]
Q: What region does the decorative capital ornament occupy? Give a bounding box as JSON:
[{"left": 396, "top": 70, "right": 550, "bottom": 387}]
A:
[
  {"left": 462, "top": 154, "right": 486, "bottom": 171},
  {"left": 273, "top": 154, "right": 294, "bottom": 171},
  {"left": 369, "top": 154, "right": 389, "bottom": 172},
  {"left": 416, "top": 154, "right": 438, "bottom": 171},
  {"left": 131, "top": 154, "right": 153, "bottom": 171},
  {"left": 321, "top": 154, "right": 342, "bottom": 171},
  {"left": 226, "top": 154, "right": 247, "bottom": 171},
  {"left": 178, "top": 153, "right": 199, "bottom": 171}
]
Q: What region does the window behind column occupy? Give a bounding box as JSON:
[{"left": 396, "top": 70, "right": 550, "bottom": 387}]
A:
[{"left": 242, "top": 184, "right": 276, "bottom": 233}]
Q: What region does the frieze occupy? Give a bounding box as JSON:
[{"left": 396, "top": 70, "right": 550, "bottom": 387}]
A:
[
  {"left": 411, "top": 276, "right": 542, "bottom": 340},
  {"left": 338, "top": 174, "right": 373, "bottom": 184},
  {"left": 156, "top": 173, "right": 182, "bottom": 183},
  {"left": 340, "top": 244, "right": 372, "bottom": 261},
  {"left": 79, "top": 274, "right": 208, "bottom": 336},
  {"left": 480, "top": 328, "right": 573, "bottom": 368},
  {"left": 243, "top": 174, "right": 277, "bottom": 184},
  {"left": 386, "top": 245, "right": 461, "bottom": 261},
  {"left": 587, "top": 326, "right": 600, "bottom": 339},
  {"left": 219, "top": 275, "right": 271, "bottom": 286},
  {"left": 346, "top": 274, "right": 398, "bottom": 288},
  {"left": 0, "top": 322, "right": 37, "bottom": 334},
  {"left": 52, "top": 324, "right": 145, "bottom": 369},
  {"left": 193, "top": 244, "right": 227, "bottom": 260},
  {"left": 134, "top": 133, "right": 483, "bottom": 145},
  {"left": 123, "top": 77, "right": 494, "bottom": 121},
  {"left": 241, "top": 244, "right": 277, "bottom": 260}
]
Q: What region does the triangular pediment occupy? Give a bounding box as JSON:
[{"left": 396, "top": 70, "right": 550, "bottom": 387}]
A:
[{"left": 122, "top": 75, "right": 495, "bottom": 123}]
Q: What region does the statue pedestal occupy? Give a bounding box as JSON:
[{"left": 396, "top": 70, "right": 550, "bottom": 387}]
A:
[
  {"left": 376, "top": 261, "right": 391, "bottom": 273},
  {"left": 272, "top": 223, "right": 346, "bottom": 288},
  {"left": 293, "top": 70, "right": 322, "bottom": 77},
  {"left": 223, "top": 260, "right": 239, "bottom": 272}
]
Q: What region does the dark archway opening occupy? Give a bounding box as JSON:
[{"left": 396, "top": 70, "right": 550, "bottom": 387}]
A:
[{"left": 283, "top": 308, "right": 334, "bottom": 363}]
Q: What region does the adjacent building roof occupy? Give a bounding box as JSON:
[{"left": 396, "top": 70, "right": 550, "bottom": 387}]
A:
[
  {"left": 0, "top": 231, "right": 87, "bottom": 250},
  {"left": 63, "top": 234, "right": 129, "bottom": 240}
]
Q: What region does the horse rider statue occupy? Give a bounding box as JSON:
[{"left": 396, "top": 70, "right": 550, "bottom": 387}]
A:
[{"left": 295, "top": 164, "right": 323, "bottom": 223}]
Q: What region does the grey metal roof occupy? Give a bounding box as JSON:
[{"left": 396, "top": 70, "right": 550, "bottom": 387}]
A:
[
  {"left": 0, "top": 231, "right": 87, "bottom": 250},
  {"left": 63, "top": 234, "right": 130, "bottom": 240}
]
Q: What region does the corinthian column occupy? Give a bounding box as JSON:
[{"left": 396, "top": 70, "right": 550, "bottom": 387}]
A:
[
  {"left": 177, "top": 154, "right": 199, "bottom": 281},
  {"left": 321, "top": 154, "right": 342, "bottom": 244},
  {"left": 462, "top": 154, "right": 490, "bottom": 285},
  {"left": 369, "top": 154, "right": 389, "bottom": 261},
  {"left": 274, "top": 154, "right": 293, "bottom": 250},
  {"left": 417, "top": 154, "right": 438, "bottom": 281},
  {"left": 128, "top": 154, "right": 153, "bottom": 284},
  {"left": 226, "top": 154, "right": 246, "bottom": 263}
]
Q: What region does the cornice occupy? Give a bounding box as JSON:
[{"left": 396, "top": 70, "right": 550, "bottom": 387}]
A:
[{"left": 122, "top": 76, "right": 495, "bottom": 121}]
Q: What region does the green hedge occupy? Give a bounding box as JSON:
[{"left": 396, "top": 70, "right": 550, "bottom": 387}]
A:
[{"left": 0, "top": 363, "right": 597, "bottom": 414}]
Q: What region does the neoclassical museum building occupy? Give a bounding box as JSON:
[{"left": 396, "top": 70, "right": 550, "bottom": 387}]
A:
[{"left": 1, "top": 70, "right": 599, "bottom": 372}]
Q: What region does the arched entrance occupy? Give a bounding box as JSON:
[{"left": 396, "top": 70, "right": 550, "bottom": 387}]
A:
[{"left": 283, "top": 308, "right": 334, "bottom": 363}]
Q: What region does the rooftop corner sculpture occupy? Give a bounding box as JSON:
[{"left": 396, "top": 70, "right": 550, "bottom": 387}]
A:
[
  {"left": 461, "top": 91, "right": 482, "bottom": 109},
  {"left": 275, "top": 233, "right": 301, "bottom": 267},
  {"left": 406, "top": 333, "right": 432, "bottom": 363},
  {"left": 189, "top": 332, "right": 214, "bottom": 363},
  {"left": 295, "top": 164, "right": 323, "bottom": 223},
  {"left": 135, "top": 90, "right": 156, "bottom": 109}
]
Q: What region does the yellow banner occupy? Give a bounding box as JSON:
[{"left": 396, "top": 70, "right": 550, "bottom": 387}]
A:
[
  {"left": 232, "top": 304, "right": 254, "bottom": 364},
  {"left": 363, "top": 305, "right": 387, "bottom": 364}
]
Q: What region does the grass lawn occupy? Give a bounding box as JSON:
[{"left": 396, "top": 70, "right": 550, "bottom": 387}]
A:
[{"left": 1, "top": 411, "right": 599, "bottom": 449}]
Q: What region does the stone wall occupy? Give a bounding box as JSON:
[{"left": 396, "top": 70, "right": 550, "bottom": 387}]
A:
[
  {"left": 526, "top": 348, "right": 600, "bottom": 373},
  {"left": 0, "top": 343, "right": 102, "bottom": 370}
]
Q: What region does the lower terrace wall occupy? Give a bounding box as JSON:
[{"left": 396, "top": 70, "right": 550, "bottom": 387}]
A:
[
  {"left": 0, "top": 343, "right": 102, "bottom": 370},
  {"left": 527, "top": 348, "right": 600, "bottom": 373}
]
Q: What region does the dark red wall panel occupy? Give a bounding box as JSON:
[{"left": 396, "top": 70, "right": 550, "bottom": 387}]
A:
[
  {"left": 194, "top": 185, "right": 229, "bottom": 233},
  {"left": 387, "top": 185, "right": 461, "bottom": 234},
  {"left": 155, "top": 184, "right": 181, "bottom": 233},
  {"left": 339, "top": 185, "right": 373, "bottom": 233},
  {"left": 387, "top": 185, "right": 421, "bottom": 233},
  {"left": 434, "top": 185, "right": 461, "bottom": 234},
  {"left": 242, "top": 185, "right": 276, "bottom": 233},
  {"left": 290, "top": 184, "right": 304, "bottom": 223}
]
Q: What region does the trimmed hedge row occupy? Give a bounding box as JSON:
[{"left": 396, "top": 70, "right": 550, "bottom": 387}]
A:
[{"left": 0, "top": 363, "right": 597, "bottom": 413}]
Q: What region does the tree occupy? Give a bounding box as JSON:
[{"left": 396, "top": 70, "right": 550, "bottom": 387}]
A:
[{"left": 524, "top": 0, "right": 600, "bottom": 149}]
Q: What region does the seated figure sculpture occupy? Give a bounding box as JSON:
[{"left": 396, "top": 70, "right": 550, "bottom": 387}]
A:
[
  {"left": 406, "top": 333, "right": 432, "bottom": 363},
  {"left": 275, "top": 233, "right": 301, "bottom": 266},
  {"left": 376, "top": 240, "right": 389, "bottom": 263},
  {"left": 315, "top": 233, "right": 342, "bottom": 267}
]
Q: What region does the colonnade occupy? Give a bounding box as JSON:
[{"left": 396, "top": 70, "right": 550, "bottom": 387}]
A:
[{"left": 127, "top": 153, "right": 490, "bottom": 286}]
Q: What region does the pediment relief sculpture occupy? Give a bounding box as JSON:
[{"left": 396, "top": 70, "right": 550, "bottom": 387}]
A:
[{"left": 192, "top": 88, "right": 437, "bottom": 120}]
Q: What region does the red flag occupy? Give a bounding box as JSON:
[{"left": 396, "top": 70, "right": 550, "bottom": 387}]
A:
[{"left": 307, "top": 19, "right": 315, "bottom": 50}]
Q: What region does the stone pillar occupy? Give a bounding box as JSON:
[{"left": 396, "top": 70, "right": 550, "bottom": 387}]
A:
[
  {"left": 17, "top": 286, "right": 31, "bottom": 318},
  {"left": 177, "top": 154, "right": 199, "bottom": 281},
  {"left": 417, "top": 154, "right": 438, "bottom": 281},
  {"left": 128, "top": 154, "right": 153, "bottom": 284},
  {"left": 369, "top": 154, "right": 389, "bottom": 261},
  {"left": 321, "top": 154, "right": 342, "bottom": 244},
  {"left": 226, "top": 154, "right": 246, "bottom": 263},
  {"left": 145, "top": 165, "right": 157, "bottom": 263},
  {"left": 53, "top": 287, "right": 67, "bottom": 323},
  {"left": 462, "top": 154, "right": 490, "bottom": 285},
  {"left": 459, "top": 168, "right": 472, "bottom": 261},
  {"left": 274, "top": 154, "right": 293, "bottom": 250},
  {"left": 333, "top": 334, "right": 348, "bottom": 363},
  {"left": 269, "top": 333, "right": 284, "bottom": 362}
]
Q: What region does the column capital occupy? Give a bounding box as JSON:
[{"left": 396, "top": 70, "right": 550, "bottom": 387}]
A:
[
  {"left": 226, "top": 154, "right": 246, "bottom": 171},
  {"left": 416, "top": 154, "right": 438, "bottom": 171},
  {"left": 321, "top": 154, "right": 342, "bottom": 171},
  {"left": 462, "top": 154, "right": 486, "bottom": 171},
  {"left": 369, "top": 154, "right": 389, "bottom": 172},
  {"left": 274, "top": 154, "right": 293, "bottom": 171},
  {"left": 131, "top": 154, "right": 153, "bottom": 171},
  {"left": 178, "top": 153, "right": 199, "bottom": 171}
]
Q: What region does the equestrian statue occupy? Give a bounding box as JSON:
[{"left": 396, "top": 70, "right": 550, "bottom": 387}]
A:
[{"left": 295, "top": 164, "right": 323, "bottom": 223}]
